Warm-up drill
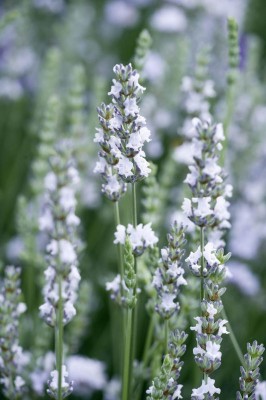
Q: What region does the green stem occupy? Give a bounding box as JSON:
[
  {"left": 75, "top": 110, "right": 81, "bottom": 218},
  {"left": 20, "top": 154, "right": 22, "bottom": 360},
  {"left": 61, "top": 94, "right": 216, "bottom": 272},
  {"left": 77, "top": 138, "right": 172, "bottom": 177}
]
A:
[
  {"left": 222, "top": 307, "right": 245, "bottom": 366},
  {"left": 164, "top": 319, "right": 169, "bottom": 355},
  {"left": 200, "top": 227, "right": 205, "bottom": 302},
  {"left": 132, "top": 182, "right": 137, "bottom": 229},
  {"left": 134, "top": 316, "right": 155, "bottom": 400},
  {"left": 122, "top": 309, "right": 133, "bottom": 400},
  {"left": 55, "top": 273, "right": 64, "bottom": 400},
  {"left": 129, "top": 182, "right": 138, "bottom": 398}
]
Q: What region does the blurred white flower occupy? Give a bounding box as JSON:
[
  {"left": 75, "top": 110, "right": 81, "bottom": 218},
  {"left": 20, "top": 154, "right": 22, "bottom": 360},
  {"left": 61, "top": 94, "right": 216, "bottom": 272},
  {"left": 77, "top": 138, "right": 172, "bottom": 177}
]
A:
[
  {"left": 67, "top": 356, "right": 107, "bottom": 394},
  {"left": 150, "top": 6, "right": 187, "bottom": 32},
  {"left": 228, "top": 261, "right": 260, "bottom": 296},
  {"left": 105, "top": 1, "right": 139, "bottom": 27}
]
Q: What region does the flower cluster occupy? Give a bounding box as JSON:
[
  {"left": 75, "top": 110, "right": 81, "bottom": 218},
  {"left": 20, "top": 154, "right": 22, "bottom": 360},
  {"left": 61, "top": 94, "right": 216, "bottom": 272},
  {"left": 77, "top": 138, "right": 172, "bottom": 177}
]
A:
[
  {"left": 237, "top": 341, "right": 265, "bottom": 400},
  {"left": 192, "top": 377, "right": 221, "bottom": 399},
  {"left": 94, "top": 63, "right": 151, "bottom": 201},
  {"left": 190, "top": 249, "right": 230, "bottom": 397},
  {"left": 152, "top": 222, "right": 187, "bottom": 319},
  {"left": 146, "top": 330, "right": 187, "bottom": 400},
  {"left": 182, "top": 118, "right": 232, "bottom": 245},
  {"left": 47, "top": 366, "right": 73, "bottom": 399},
  {"left": 0, "top": 266, "right": 27, "bottom": 400},
  {"left": 114, "top": 223, "right": 158, "bottom": 257},
  {"left": 39, "top": 141, "right": 81, "bottom": 328}
]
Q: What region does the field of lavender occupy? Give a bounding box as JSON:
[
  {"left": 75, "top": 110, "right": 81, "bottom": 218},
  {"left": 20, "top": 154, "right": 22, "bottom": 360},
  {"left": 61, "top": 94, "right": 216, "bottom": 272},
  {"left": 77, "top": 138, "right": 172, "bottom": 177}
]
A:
[{"left": 1, "top": 1, "right": 266, "bottom": 399}]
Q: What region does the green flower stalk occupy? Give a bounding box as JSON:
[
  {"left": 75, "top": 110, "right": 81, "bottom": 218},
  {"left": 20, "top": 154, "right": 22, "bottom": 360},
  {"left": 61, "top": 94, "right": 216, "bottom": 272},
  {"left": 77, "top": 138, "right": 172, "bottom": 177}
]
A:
[
  {"left": 146, "top": 330, "right": 187, "bottom": 400},
  {"left": 236, "top": 341, "right": 265, "bottom": 400},
  {"left": 133, "top": 29, "right": 152, "bottom": 74},
  {"left": 222, "top": 18, "right": 239, "bottom": 164}
]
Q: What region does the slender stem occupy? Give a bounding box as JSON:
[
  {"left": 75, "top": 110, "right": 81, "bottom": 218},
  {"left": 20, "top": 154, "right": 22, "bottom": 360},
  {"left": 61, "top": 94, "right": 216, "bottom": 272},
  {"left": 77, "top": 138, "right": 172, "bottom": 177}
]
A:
[
  {"left": 55, "top": 274, "right": 63, "bottom": 400},
  {"left": 164, "top": 319, "right": 169, "bottom": 355},
  {"left": 200, "top": 227, "right": 205, "bottom": 302},
  {"left": 129, "top": 182, "right": 138, "bottom": 398},
  {"left": 132, "top": 182, "right": 137, "bottom": 229},
  {"left": 134, "top": 316, "right": 155, "bottom": 400},
  {"left": 122, "top": 309, "right": 133, "bottom": 400},
  {"left": 222, "top": 307, "right": 245, "bottom": 366},
  {"left": 221, "top": 85, "right": 234, "bottom": 166}
]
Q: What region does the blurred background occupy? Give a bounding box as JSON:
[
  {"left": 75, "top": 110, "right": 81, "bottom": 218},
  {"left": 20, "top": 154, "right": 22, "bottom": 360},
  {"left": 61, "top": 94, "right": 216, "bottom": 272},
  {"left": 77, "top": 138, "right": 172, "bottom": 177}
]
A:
[{"left": 1, "top": 0, "right": 266, "bottom": 399}]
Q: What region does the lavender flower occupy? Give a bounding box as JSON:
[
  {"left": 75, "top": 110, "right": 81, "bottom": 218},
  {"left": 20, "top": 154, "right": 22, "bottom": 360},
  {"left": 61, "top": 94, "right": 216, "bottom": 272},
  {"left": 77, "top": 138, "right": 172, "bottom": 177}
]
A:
[
  {"left": 182, "top": 118, "right": 232, "bottom": 246},
  {"left": 94, "top": 63, "right": 151, "bottom": 201},
  {"left": 153, "top": 222, "right": 187, "bottom": 320},
  {"left": 114, "top": 223, "right": 158, "bottom": 256},
  {"left": 39, "top": 141, "right": 80, "bottom": 327}
]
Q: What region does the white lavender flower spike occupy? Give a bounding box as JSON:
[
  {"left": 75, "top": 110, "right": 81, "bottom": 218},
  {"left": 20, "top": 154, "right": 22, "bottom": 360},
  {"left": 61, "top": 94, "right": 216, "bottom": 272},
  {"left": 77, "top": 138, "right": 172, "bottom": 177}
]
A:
[{"left": 94, "top": 63, "right": 151, "bottom": 199}]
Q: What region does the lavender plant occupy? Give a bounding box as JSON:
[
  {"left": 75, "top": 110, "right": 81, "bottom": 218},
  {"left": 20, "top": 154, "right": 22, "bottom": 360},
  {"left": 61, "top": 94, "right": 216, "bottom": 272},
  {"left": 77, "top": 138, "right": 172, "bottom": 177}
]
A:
[{"left": 39, "top": 140, "right": 80, "bottom": 399}]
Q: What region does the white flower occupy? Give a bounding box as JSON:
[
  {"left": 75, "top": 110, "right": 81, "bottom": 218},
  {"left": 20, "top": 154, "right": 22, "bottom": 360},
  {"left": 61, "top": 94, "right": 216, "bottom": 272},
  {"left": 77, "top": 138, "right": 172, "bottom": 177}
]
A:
[
  {"left": 207, "top": 302, "right": 217, "bottom": 318},
  {"left": 192, "top": 377, "right": 221, "bottom": 399},
  {"left": 255, "top": 381, "right": 266, "bottom": 400},
  {"left": 116, "top": 156, "right": 133, "bottom": 177},
  {"left": 214, "top": 196, "right": 231, "bottom": 227},
  {"left": 39, "top": 302, "right": 53, "bottom": 317},
  {"left": 94, "top": 158, "right": 108, "bottom": 174},
  {"left": 104, "top": 175, "right": 122, "bottom": 195},
  {"left": 14, "top": 376, "right": 25, "bottom": 390},
  {"left": 193, "top": 197, "right": 213, "bottom": 218},
  {"left": 124, "top": 98, "right": 139, "bottom": 116},
  {"left": 141, "top": 223, "right": 158, "bottom": 246},
  {"left": 182, "top": 198, "right": 192, "bottom": 217},
  {"left": 108, "top": 80, "right": 123, "bottom": 98},
  {"left": 161, "top": 292, "right": 176, "bottom": 312},
  {"left": 134, "top": 153, "right": 151, "bottom": 177},
  {"left": 64, "top": 301, "right": 76, "bottom": 322},
  {"left": 150, "top": 6, "right": 187, "bottom": 32},
  {"left": 186, "top": 246, "right": 201, "bottom": 270},
  {"left": 66, "top": 213, "right": 80, "bottom": 227},
  {"left": 59, "top": 187, "right": 76, "bottom": 212},
  {"left": 94, "top": 128, "right": 104, "bottom": 143},
  {"left": 202, "top": 158, "right": 222, "bottom": 181},
  {"left": 67, "top": 356, "right": 107, "bottom": 394},
  {"left": 173, "top": 384, "right": 183, "bottom": 399},
  {"left": 217, "top": 319, "right": 229, "bottom": 336},
  {"left": 49, "top": 365, "right": 70, "bottom": 390},
  {"left": 203, "top": 242, "right": 219, "bottom": 266},
  {"left": 114, "top": 223, "right": 158, "bottom": 252},
  {"left": 205, "top": 341, "right": 221, "bottom": 361},
  {"left": 39, "top": 208, "right": 54, "bottom": 231},
  {"left": 109, "top": 114, "right": 123, "bottom": 130},
  {"left": 190, "top": 317, "right": 203, "bottom": 334},
  {"left": 139, "top": 126, "right": 151, "bottom": 142},
  {"left": 152, "top": 269, "right": 163, "bottom": 288},
  {"left": 44, "top": 172, "right": 57, "bottom": 191},
  {"left": 213, "top": 123, "right": 225, "bottom": 142},
  {"left": 106, "top": 275, "right": 121, "bottom": 293},
  {"left": 17, "top": 302, "right": 27, "bottom": 315},
  {"left": 128, "top": 73, "right": 145, "bottom": 93},
  {"left": 47, "top": 239, "right": 77, "bottom": 264},
  {"left": 184, "top": 166, "right": 199, "bottom": 186},
  {"left": 114, "top": 225, "right": 126, "bottom": 245},
  {"left": 127, "top": 132, "right": 143, "bottom": 151},
  {"left": 203, "top": 80, "right": 216, "bottom": 98}
]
